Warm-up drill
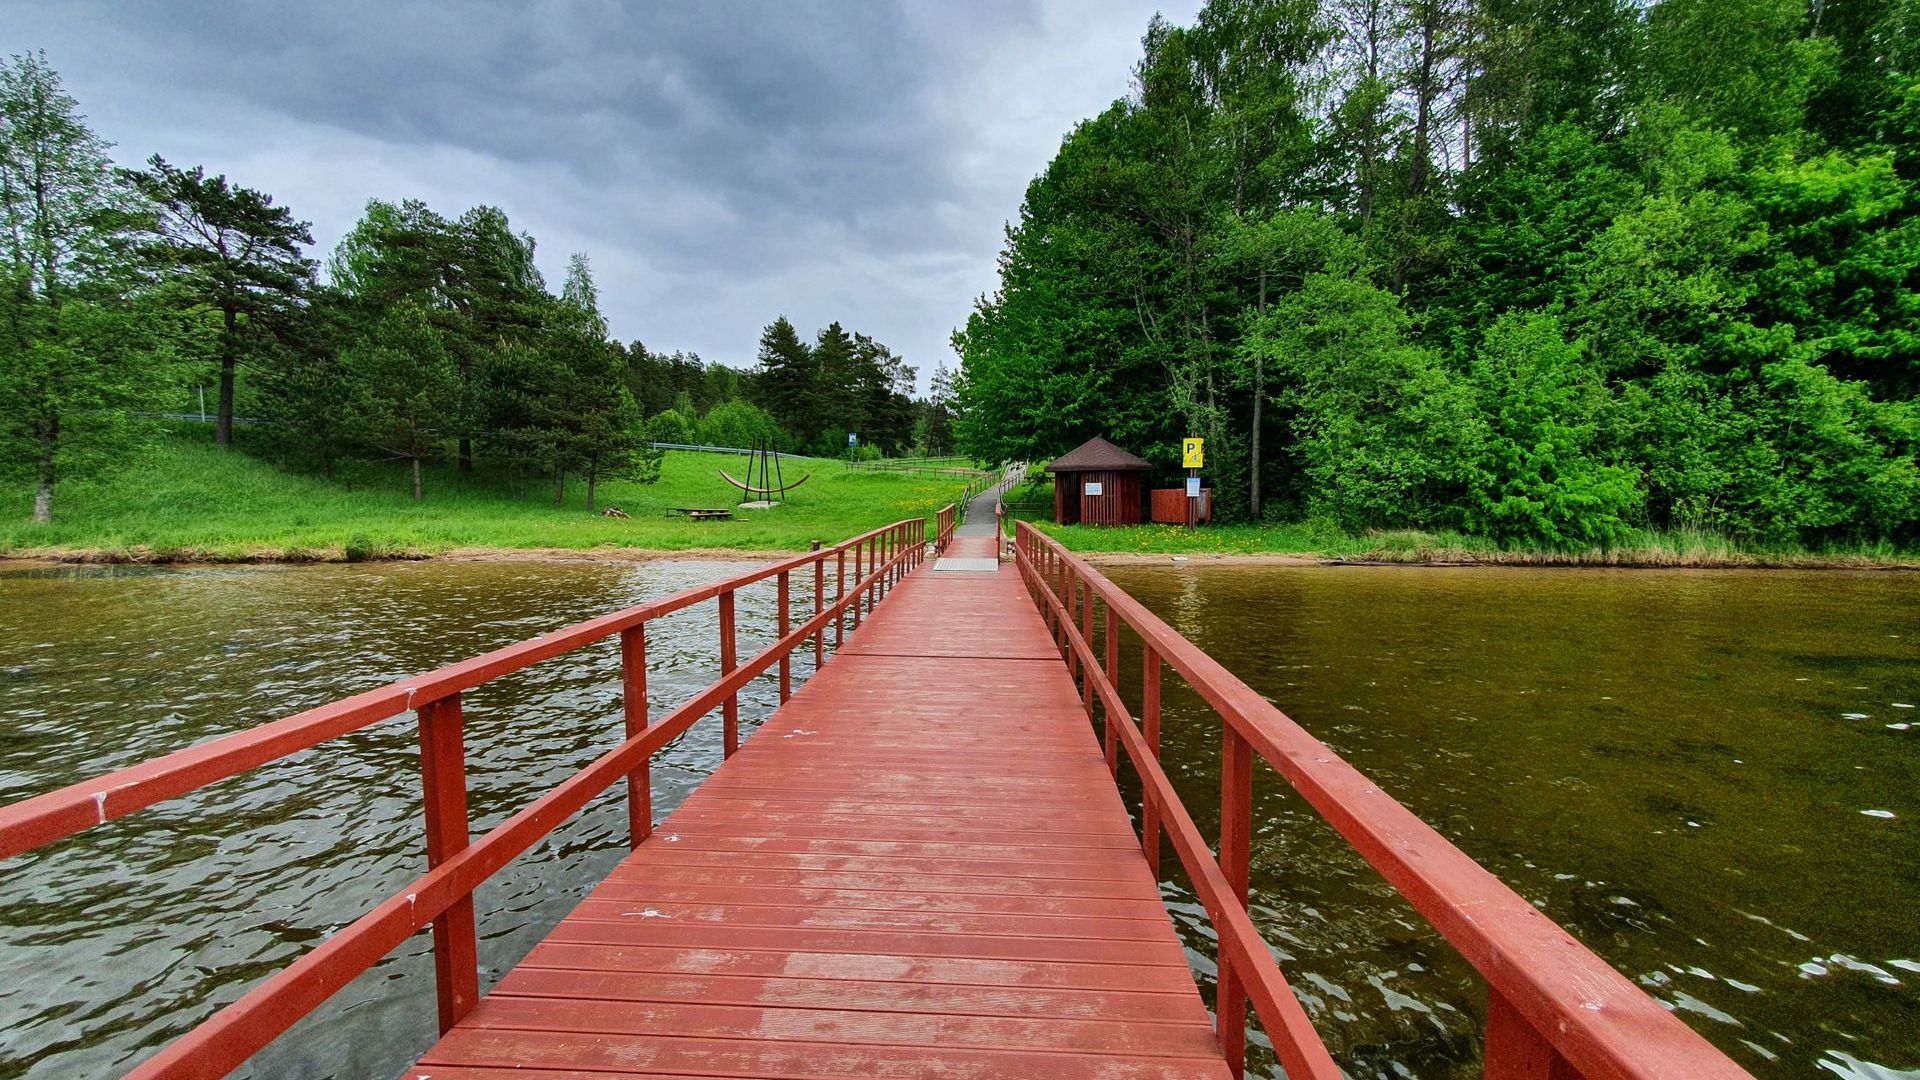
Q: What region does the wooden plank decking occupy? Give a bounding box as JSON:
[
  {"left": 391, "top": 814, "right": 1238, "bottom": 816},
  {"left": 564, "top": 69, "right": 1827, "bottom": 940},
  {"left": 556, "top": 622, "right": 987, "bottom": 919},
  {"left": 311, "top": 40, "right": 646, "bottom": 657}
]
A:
[{"left": 404, "top": 551, "right": 1230, "bottom": 1079}]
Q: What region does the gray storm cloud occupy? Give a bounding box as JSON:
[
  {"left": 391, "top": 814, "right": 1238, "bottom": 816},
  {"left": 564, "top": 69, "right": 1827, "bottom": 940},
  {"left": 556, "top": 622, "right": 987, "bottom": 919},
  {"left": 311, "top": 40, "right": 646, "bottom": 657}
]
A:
[{"left": 5, "top": 1, "right": 1196, "bottom": 388}]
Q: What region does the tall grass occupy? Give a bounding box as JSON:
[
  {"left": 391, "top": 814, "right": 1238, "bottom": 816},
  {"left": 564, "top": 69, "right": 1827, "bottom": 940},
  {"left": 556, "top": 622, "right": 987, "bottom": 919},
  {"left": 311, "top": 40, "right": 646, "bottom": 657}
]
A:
[{"left": 1030, "top": 519, "right": 1920, "bottom": 568}]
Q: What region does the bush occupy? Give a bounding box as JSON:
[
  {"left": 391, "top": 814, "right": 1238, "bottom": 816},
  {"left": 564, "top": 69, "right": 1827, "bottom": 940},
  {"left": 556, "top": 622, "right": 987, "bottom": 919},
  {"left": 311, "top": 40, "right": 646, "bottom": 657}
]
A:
[
  {"left": 642, "top": 408, "right": 695, "bottom": 445},
  {"left": 696, "top": 400, "right": 784, "bottom": 450}
]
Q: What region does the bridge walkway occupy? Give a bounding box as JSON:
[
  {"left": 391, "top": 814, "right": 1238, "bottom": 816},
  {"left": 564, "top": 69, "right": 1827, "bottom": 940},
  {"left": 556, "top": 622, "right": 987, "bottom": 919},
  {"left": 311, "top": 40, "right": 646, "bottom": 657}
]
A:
[{"left": 405, "top": 557, "right": 1231, "bottom": 1078}]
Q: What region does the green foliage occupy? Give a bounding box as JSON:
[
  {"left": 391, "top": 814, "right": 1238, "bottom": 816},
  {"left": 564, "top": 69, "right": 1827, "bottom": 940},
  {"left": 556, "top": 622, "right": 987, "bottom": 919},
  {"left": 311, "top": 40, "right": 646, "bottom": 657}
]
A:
[
  {"left": 1257, "top": 273, "right": 1481, "bottom": 528},
  {"left": 696, "top": 399, "right": 782, "bottom": 450},
  {"left": 338, "top": 302, "right": 462, "bottom": 499},
  {"left": 124, "top": 155, "right": 315, "bottom": 444},
  {"left": 747, "top": 317, "right": 918, "bottom": 456},
  {"left": 954, "top": 0, "right": 1920, "bottom": 552},
  {"left": 643, "top": 408, "right": 695, "bottom": 445},
  {"left": 1465, "top": 314, "right": 1641, "bottom": 546},
  {"left": 0, "top": 51, "right": 159, "bottom": 523}
]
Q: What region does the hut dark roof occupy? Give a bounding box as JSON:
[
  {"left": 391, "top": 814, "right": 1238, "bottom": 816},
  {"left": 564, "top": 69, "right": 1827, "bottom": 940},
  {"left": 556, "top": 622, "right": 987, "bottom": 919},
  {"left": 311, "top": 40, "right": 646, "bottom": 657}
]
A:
[{"left": 1045, "top": 437, "right": 1152, "bottom": 473}]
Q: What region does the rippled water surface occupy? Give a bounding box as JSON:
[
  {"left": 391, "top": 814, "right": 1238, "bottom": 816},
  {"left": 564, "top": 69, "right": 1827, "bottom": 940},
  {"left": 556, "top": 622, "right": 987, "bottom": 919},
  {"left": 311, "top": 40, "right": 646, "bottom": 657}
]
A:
[
  {"left": 2, "top": 560, "right": 1916, "bottom": 1079},
  {"left": 0, "top": 558, "right": 816, "bottom": 1079},
  {"left": 1098, "top": 563, "right": 1919, "bottom": 1080}
]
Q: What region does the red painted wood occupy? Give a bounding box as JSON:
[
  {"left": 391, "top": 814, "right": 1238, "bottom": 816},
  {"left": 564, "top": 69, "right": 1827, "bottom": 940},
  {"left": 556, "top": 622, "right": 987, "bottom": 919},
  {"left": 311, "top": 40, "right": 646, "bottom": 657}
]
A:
[
  {"left": 1218, "top": 725, "right": 1253, "bottom": 1078},
  {"left": 719, "top": 588, "right": 738, "bottom": 758},
  {"left": 417, "top": 1029, "right": 1228, "bottom": 1080},
  {"left": 65, "top": 523, "right": 923, "bottom": 1080},
  {"left": 1143, "top": 644, "right": 1163, "bottom": 880},
  {"left": 1488, "top": 987, "right": 1582, "bottom": 1079},
  {"left": 515, "top": 942, "right": 1207, "bottom": 992},
  {"left": 406, "top": 558, "right": 1231, "bottom": 1080},
  {"left": 417, "top": 693, "right": 479, "bottom": 1034},
  {"left": 620, "top": 626, "right": 650, "bottom": 848},
  {"left": 1015, "top": 523, "right": 1753, "bottom": 1080},
  {"left": 778, "top": 570, "right": 791, "bottom": 702},
  {"left": 493, "top": 967, "right": 1207, "bottom": 1023},
  {"left": 813, "top": 556, "right": 826, "bottom": 669},
  {"left": 0, "top": 521, "right": 915, "bottom": 863}
]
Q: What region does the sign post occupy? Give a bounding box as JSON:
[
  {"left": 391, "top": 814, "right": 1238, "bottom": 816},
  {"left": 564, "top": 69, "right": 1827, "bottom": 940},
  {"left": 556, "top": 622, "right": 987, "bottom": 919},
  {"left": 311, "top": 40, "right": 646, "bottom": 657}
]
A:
[{"left": 1181, "top": 438, "right": 1204, "bottom": 530}]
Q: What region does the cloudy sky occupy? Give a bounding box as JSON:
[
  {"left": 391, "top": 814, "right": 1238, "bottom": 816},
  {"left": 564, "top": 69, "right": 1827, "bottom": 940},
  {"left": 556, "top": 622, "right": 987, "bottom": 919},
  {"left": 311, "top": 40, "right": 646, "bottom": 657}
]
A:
[{"left": 9, "top": 2, "right": 1198, "bottom": 391}]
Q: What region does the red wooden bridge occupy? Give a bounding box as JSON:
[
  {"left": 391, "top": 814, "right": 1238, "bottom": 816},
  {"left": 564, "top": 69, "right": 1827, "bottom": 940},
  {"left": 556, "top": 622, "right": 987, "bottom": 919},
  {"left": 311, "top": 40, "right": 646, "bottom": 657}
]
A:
[{"left": 0, "top": 510, "right": 1751, "bottom": 1079}]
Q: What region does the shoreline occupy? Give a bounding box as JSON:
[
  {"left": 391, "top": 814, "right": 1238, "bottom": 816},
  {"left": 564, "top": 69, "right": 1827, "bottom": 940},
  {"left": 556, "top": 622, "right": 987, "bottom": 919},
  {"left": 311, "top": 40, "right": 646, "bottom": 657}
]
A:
[
  {"left": 4, "top": 542, "right": 1916, "bottom": 572},
  {"left": 0, "top": 543, "right": 801, "bottom": 569},
  {"left": 1072, "top": 549, "right": 1920, "bottom": 571}
]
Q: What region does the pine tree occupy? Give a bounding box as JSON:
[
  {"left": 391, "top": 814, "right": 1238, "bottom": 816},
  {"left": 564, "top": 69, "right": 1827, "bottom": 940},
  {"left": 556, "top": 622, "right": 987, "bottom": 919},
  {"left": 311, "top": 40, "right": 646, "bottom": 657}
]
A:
[{"left": 126, "top": 156, "right": 316, "bottom": 447}]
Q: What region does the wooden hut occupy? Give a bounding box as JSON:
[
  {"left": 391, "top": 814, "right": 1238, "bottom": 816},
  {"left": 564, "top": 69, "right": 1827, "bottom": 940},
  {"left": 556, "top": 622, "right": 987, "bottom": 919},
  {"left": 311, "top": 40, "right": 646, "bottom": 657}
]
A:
[{"left": 1046, "top": 437, "right": 1151, "bottom": 525}]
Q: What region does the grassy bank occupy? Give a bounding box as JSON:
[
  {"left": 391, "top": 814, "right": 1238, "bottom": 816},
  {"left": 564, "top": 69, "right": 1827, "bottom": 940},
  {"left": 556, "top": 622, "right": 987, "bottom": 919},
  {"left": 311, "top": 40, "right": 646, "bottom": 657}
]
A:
[
  {"left": 2, "top": 431, "right": 975, "bottom": 562},
  {"left": 1020, "top": 519, "right": 1920, "bottom": 569}
]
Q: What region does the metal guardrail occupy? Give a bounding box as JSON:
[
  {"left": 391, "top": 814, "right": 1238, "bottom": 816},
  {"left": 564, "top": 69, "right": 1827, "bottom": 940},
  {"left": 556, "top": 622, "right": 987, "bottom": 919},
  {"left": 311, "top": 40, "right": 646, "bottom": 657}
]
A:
[{"left": 1013, "top": 521, "right": 1752, "bottom": 1080}]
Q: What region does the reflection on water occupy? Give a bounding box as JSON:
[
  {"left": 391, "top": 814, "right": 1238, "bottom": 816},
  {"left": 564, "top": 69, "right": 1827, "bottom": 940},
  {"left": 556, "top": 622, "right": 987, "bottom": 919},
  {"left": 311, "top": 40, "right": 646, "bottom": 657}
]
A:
[
  {"left": 0, "top": 558, "right": 821, "bottom": 1080},
  {"left": 1098, "top": 563, "right": 1919, "bottom": 1080}
]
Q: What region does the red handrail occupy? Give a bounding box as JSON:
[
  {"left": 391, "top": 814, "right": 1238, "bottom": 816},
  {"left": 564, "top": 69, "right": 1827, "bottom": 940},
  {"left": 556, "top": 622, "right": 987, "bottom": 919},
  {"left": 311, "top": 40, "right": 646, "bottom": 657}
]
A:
[
  {"left": 0, "top": 518, "right": 926, "bottom": 1080},
  {"left": 934, "top": 502, "right": 957, "bottom": 551},
  {"left": 1013, "top": 522, "right": 1752, "bottom": 1080}
]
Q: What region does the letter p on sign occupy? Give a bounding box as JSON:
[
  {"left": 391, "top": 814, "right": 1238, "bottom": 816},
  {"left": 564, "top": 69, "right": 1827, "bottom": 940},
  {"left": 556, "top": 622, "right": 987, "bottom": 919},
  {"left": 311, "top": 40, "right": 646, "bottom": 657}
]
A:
[{"left": 1182, "top": 438, "right": 1205, "bottom": 468}]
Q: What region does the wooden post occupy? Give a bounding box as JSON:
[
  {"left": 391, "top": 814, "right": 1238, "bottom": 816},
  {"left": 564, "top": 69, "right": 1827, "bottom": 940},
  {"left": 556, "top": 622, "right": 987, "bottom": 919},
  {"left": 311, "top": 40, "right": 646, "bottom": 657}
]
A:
[
  {"left": 719, "top": 589, "right": 738, "bottom": 757},
  {"left": 1485, "top": 988, "right": 1578, "bottom": 1079},
  {"left": 1218, "top": 725, "right": 1253, "bottom": 1078},
  {"left": 1103, "top": 604, "right": 1119, "bottom": 775},
  {"left": 1142, "top": 646, "right": 1162, "bottom": 878},
  {"left": 778, "top": 570, "right": 791, "bottom": 702},
  {"left": 620, "top": 627, "right": 650, "bottom": 848},
  {"left": 1079, "top": 576, "right": 1093, "bottom": 713},
  {"left": 813, "top": 547, "right": 826, "bottom": 669},
  {"left": 417, "top": 693, "right": 478, "bottom": 1033},
  {"left": 835, "top": 548, "right": 846, "bottom": 646},
  {"left": 853, "top": 541, "right": 866, "bottom": 629}
]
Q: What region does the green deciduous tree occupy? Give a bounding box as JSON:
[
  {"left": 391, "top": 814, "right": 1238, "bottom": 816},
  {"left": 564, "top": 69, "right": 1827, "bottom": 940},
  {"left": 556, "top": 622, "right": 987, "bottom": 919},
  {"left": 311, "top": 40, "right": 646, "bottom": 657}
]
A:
[{"left": 0, "top": 51, "right": 149, "bottom": 523}]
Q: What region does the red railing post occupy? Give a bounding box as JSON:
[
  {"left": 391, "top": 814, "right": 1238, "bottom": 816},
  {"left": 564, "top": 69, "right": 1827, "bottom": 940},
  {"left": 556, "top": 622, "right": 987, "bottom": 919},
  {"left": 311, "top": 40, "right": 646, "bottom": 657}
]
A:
[
  {"left": 620, "top": 626, "right": 650, "bottom": 848},
  {"left": 1103, "top": 603, "right": 1120, "bottom": 775},
  {"left": 1142, "top": 644, "right": 1162, "bottom": 879},
  {"left": 814, "top": 553, "right": 826, "bottom": 669},
  {"left": 1218, "top": 724, "right": 1254, "bottom": 1079},
  {"left": 416, "top": 693, "right": 478, "bottom": 1034},
  {"left": 1079, "top": 575, "right": 1094, "bottom": 713},
  {"left": 835, "top": 547, "right": 847, "bottom": 646},
  {"left": 778, "top": 570, "right": 792, "bottom": 702},
  {"left": 853, "top": 542, "right": 866, "bottom": 629},
  {"left": 1485, "top": 987, "right": 1577, "bottom": 1079},
  {"left": 719, "top": 589, "right": 738, "bottom": 756}
]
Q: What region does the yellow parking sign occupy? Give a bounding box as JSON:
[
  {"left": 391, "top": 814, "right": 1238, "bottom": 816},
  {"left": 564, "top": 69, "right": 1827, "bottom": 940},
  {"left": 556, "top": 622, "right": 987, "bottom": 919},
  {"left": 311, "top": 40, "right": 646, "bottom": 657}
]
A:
[{"left": 1182, "top": 437, "right": 1204, "bottom": 468}]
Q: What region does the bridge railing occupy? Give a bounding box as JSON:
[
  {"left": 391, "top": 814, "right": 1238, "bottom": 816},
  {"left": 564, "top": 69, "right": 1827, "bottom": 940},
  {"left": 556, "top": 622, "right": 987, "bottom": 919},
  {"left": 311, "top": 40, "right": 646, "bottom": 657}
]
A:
[
  {"left": 0, "top": 518, "right": 927, "bottom": 1080},
  {"left": 1013, "top": 521, "right": 1749, "bottom": 1080},
  {"left": 934, "top": 502, "right": 957, "bottom": 551}
]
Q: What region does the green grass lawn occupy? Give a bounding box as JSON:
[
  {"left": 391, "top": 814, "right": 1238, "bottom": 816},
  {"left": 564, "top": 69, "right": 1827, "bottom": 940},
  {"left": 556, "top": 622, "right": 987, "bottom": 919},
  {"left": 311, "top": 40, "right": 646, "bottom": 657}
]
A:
[{"left": 2, "top": 430, "right": 976, "bottom": 560}]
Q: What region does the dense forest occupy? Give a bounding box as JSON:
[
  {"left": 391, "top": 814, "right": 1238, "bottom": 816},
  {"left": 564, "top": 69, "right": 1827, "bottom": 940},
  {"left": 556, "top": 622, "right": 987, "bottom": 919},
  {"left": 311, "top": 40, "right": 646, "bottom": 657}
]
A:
[
  {"left": 0, "top": 52, "right": 955, "bottom": 523},
  {"left": 955, "top": 0, "right": 1920, "bottom": 547}
]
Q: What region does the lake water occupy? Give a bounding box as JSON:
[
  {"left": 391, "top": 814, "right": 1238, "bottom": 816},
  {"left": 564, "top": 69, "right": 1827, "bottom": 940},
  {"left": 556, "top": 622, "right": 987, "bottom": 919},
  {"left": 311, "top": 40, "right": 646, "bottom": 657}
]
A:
[
  {"left": 0, "top": 559, "right": 1914, "bottom": 1078},
  {"left": 1100, "top": 562, "right": 1918, "bottom": 1080}
]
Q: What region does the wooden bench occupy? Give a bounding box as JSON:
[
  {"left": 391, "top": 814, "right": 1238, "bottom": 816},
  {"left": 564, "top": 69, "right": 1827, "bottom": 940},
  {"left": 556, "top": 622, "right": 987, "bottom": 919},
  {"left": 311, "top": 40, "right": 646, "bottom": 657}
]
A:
[{"left": 666, "top": 507, "right": 733, "bottom": 521}]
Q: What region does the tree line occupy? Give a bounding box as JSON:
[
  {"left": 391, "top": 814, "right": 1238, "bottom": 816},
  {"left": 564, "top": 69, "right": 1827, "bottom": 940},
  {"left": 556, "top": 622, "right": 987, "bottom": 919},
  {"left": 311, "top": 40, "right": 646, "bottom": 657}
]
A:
[
  {"left": 1, "top": 52, "right": 952, "bottom": 523},
  {"left": 955, "top": 0, "right": 1920, "bottom": 548}
]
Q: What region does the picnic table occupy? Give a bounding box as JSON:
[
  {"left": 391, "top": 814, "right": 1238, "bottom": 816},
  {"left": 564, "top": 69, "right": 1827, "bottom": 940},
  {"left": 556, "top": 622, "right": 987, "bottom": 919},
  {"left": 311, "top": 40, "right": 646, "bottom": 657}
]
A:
[{"left": 667, "top": 506, "right": 733, "bottom": 521}]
